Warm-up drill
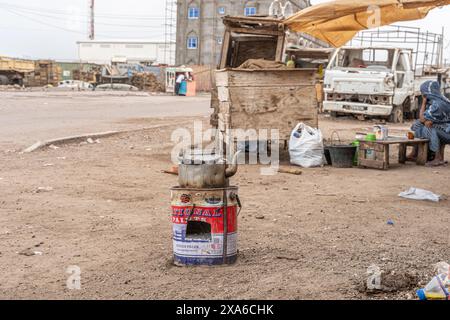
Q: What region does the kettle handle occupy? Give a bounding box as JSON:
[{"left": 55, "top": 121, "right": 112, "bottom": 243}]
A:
[{"left": 236, "top": 194, "right": 242, "bottom": 216}]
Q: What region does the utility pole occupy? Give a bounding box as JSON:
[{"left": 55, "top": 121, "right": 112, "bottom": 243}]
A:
[{"left": 89, "top": 0, "right": 95, "bottom": 40}]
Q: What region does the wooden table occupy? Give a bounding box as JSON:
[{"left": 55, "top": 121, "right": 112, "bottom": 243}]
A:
[{"left": 358, "top": 138, "right": 429, "bottom": 170}]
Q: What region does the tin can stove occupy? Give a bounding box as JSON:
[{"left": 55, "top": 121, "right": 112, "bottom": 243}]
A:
[{"left": 170, "top": 149, "right": 242, "bottom": 266}]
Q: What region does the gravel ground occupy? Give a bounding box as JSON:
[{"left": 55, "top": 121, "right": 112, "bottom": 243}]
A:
[{"left": 0, "top": 114, "right": 448, "bottom": 300}]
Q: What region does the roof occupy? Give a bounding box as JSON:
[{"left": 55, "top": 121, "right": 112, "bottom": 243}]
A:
[{"left": 222, "top": 15, "right": 285, "bottom": 33}]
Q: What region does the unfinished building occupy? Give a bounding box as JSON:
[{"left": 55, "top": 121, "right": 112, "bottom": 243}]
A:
[{"left": 175, "top": 0, "right": 311, "bottom": 66}]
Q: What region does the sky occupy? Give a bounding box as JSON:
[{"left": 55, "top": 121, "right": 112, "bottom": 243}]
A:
[{"left": 0, "top": 0, "right": 449, "bottom": 61}]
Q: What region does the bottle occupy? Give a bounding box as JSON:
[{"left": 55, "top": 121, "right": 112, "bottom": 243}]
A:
[
  {"left": 417, "top": 263, "right": 449, "bottom": 300},
  {"left": 417, "top": 273, "right": 449, "bottom": 300},
  {"left": 351, "top": 140, "right": 360, "bottom": 166}
]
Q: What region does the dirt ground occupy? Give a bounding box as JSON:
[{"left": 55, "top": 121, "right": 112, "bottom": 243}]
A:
[{"left": 0, "top": 111, "right": 449, "bottom": 300}]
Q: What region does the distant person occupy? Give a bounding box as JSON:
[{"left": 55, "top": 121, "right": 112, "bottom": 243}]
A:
[
  {"left": 175, "top": 73, "right": 185, "bottom": 95},
  {"left": 409, "top": 80, "right": 450, "bottom": 166}
]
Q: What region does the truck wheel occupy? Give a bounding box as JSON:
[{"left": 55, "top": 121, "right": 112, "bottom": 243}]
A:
[
  {"left": 389, "top": 105, "right": 404, "bottom": 123},
  {"left": 0, "top": 75, "right": 9, "bottom": 85}
]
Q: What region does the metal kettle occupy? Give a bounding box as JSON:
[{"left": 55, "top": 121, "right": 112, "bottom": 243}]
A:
[{"left": 178, "top": 150, "right": 240, "bottom": 189}]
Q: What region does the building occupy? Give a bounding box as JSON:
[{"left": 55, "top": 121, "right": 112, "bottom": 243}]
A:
[
  {"left": 175, "top": 0, "right": 310, "bottom": 66},
  {"left": 76, "top": 40, "right": 175, "bottom": 65}
]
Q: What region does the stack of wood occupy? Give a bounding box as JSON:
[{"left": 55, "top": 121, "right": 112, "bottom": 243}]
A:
[
  {"left": 24, "top": 60, "right": 61, "bottom": 87},
  {"left": 130, "top": 72, "right": 164, "bottom": 92},
  {"left": 73, "top": 69, "right": 98, "bottom": 83}
]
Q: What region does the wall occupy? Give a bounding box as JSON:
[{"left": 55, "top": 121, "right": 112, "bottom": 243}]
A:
[
  {"left": 190, "top": 65, "right": 213, "bottom": 91},
  {"left": 77, "top": 41, "right": 175, "bottom": 65},
  {"left": 56, "top": 62, "right": 100, "bottom": 81}
]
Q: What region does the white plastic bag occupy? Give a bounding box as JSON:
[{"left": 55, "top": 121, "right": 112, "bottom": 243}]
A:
[
  {"left": 289, "top": 123, "right": 324, "bottom": 168},
  {"left": 398, "top": 187, "right": 441, "bottom": 202}
]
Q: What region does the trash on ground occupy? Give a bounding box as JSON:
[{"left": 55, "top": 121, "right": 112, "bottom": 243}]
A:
[
  {"left": 18, "top": 249, "right": 43, "bottom": 256},
  {"left": 387, "top": 220, "right": 394, "bottom": 225},
  {"left": 398, "top": 187, "right": 441, "bottom": 202},
  {"left": 289, "top": 123, "right": 324, "bottom": 168},
  {"left": 416, "top": 262, "right": 449, "bottom": 300},
  {"left": 278, "top": 167, "right": 303, "bottom": 175},
  {"left": 35, "top": 186, "right": 53, "bottom": 193},
  {"left": 359, "top": 268, "right": 419, "bottom": 294},
  {"left": 48, "top": 144, "right": 59, "bottom": 150}
]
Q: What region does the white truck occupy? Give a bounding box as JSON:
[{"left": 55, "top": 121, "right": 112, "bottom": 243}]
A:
[{"left": 323, "top": 26, "right": 447, "bottom": 123}]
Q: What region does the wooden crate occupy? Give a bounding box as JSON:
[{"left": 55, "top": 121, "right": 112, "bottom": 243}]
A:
[{"left": 215, "top": 68, "right": 318, "bottom": 140}]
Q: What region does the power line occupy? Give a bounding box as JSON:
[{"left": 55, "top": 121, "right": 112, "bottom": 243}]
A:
[
  {"left": 0, "top": 5, "right": 165, "bottom": 29},
  {"left": 1, "top": 7, "right": 88, "bottom": 36},
  {"left": 0, "top": 2, "right": 165, "bottom": 20},
  {"left": 0, "top": 7, "right": 163, "bottom": 39}
]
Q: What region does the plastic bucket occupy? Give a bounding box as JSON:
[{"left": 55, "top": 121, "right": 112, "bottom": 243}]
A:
[
  {"left": 324, "top": 146, "right": 332, "bottom": 165},
  {"left": 170, "top": 186, "right": 239, "bottom": 266},
  {"left": 328, "top": 145, "right": 357, "bottom": 168}
]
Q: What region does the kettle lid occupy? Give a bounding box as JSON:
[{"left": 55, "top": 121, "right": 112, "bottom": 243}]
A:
[{"left": 179, "top": 148, "right": 223, "bottom": 164}]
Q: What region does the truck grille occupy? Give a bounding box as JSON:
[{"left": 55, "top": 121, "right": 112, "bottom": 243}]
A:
[{"left": 326, "top": 93, "right": 391, "bottom": 105}]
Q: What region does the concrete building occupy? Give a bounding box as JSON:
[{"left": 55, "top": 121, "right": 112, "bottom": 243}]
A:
[
  {"left": 175, "top": 0, "right": 310, "bottom": 66},
  {"left": 76, "top": 40, "right": 175, "bottom": 65}
]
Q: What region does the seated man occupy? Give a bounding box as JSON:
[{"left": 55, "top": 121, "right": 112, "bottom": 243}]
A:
[{"left": 410, "top": 81, "right": 450, "bottom": 166}]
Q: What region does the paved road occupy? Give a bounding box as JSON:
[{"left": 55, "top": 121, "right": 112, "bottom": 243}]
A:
[{"left": 0, "top": 91, "right": 211, "bottom": 149}]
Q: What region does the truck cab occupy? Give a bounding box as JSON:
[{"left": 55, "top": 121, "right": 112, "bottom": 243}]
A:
[{"left": 323, "top": 47, "right": 415, "bottom": 122}]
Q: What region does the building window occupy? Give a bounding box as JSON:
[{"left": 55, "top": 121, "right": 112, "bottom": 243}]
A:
[
  {"left": 187, "top": 37, "right": 198, "bottom": 49},
  {"left": 244, "top": 7, "right": 257, "bottom": 16},
  {"left": 188, "top": 7, "right": 199, "bottom": 19},
  {"left": 218, "top": 7, "right": 225, "bottom": 15}
]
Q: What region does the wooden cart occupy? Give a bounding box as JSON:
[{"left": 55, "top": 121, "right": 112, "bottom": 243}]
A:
[
  {"left": 210, "top": 16, "right": 319, "bottom": 153},
  {"left": 215, "top": 68, "right": 318, "bottom": 140}
]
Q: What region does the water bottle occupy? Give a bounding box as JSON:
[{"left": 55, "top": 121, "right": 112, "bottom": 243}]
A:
[{"left": 417, "top": 262, "right": 449, "bottom": 300}]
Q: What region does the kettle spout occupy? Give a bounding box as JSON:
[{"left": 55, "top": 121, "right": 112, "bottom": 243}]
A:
[{"left": 225, "top": 151, "right": 241, "bottom": 178}]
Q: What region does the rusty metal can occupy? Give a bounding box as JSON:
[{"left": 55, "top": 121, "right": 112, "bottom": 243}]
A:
[{"left": 170, "top": 186, "right": 240, "bottom": 266}]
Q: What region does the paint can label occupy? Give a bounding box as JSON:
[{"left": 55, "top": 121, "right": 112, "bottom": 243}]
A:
[{"left": 171, "top": 205, "right": 238, "bottom": 263}]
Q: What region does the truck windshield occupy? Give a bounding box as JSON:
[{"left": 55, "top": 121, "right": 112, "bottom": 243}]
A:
[{"left": 332, "top": 48, "right": 394, "bottom": 70}]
